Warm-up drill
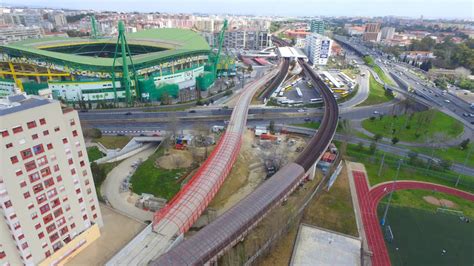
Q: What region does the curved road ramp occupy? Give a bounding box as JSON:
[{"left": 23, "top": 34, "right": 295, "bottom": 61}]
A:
[{"left": 106, "top": 62, "right": 286, "bottom": 265}]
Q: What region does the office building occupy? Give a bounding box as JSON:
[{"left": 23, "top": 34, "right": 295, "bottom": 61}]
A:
[
  {"left": 0, "top": 26, "right": 44, "bottom": 45},
  {"left": 216, "top": 30, "right": 272, "bottom": 50},
  {"left": 363, "top": 23, "right": 381, "bottom": 42},
  {"left": 305, "top": 33, "right": 333, "bottom": 65},
  {"left": 0, "top": 95, "right": 103, "bottom": 265}
]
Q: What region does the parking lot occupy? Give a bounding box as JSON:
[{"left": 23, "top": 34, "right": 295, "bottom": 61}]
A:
[{"left": 280, "top": 78, "right": 321, "bottom": 104}]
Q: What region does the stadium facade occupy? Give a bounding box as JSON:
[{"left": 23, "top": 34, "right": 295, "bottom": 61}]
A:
[{"left": 0, "top": 28, "right": 230, "bottom": 103}]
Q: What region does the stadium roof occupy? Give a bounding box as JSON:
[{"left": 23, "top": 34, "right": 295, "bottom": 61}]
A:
[{"left": 0, "top": 28, "right": 210, "bottom": 70}]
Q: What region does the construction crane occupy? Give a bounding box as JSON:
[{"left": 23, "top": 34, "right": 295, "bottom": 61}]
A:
[
  {"left": 90, "top": 15, "right": 99, "bottom": 39},
  {"left": 210, "top": 19, "right": 228, "bottom": 77}
]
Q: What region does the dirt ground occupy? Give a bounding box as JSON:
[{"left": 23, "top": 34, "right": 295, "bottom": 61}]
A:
[
  {"left": 423, "top": 196, "right": 458, "bottom": 208},
  {"left": 208, "top": 129, "right": 306, "bottom": 215},
  {"left": 65, "top": 205, "right": 146, "bottom": 266},
  {"left": 156, "top": 149, "right": 194, "bottom": 169}
]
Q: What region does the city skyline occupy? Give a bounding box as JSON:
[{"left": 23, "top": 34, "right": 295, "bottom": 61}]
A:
[{"left": 3, "top": 0, "right": 474, "bottom": 19}]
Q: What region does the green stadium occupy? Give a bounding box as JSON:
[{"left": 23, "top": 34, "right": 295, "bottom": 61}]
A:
[{"left": 0, "top": 21, "right": 234, "bottom": 104}]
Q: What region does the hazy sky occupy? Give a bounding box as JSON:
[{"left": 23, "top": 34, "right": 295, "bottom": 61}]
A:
[{"left": 5, "top": 0, "right": 474, "bottom": 19}]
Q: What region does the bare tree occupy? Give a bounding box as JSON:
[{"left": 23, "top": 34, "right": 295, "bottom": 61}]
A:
[{"left": 171, "top": 154, "right": 185, "bottom": 169}]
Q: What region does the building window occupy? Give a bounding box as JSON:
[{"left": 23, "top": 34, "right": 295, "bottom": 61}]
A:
[
  {"left": 32, "top": 134, "right": 38, "bottom": 140},
  {"left": 25, "top": 161, "right": 37, "bottom": 172},
  {"left": 56, "top": 217, "right": 66, "bottom": 227},
  {"left": 80, "top": 161, "right": 85, "bottom": 167},
  {"left": 20, "top": 180, "right": 27, "bottom": 188},
  {"left": 1, "top": 130, "right": 9, "bottom": 137},
  {"left": 49, "top": 233, "right": 59, "bottom": 243},
  {"left": 27, "top": 121, "right": 37, "bottom": 129},
  {"left": 43, "top": 178, "right": 54, "bottom": 188},
  {"left": 37, "top": 156, "right": 48, "bottom": 167},
  {"left": 47, "top": 188, "right": 58, "bottom": 199},
  {"left": 36, "top": 194, "right": 47, "bottom": 205},
  {"left": 39, "top": 204, "right": 50, "bottom": 215},
  {"left": 12, "top": 126, "right": 23, "bottom": 134},
  {"left": 32, "top": 144, "right": 44, "bottom": 155},
  {"left": 10, "top": 156, "right": 18, "bottom": 164},
  {"left": 70, "top": 223, "right": 76, "bottom": 229},
  {"left": 43, "top": 130, "right": 49, "bottom": 136},
  {"left": 47, "top": 143, "right": 53, "bottom": 150},
  {"left": 35, "top": 223, "right": 41, "bottom": 230},
  {"left": 4, "top": 200, "right": 12, "bottom": 208},
  {"left": 39, "top": 118, "right": 46, "bottom": 125},
  {"left": 29, "top": 172, "right": 40, "bottom": 183},
  {"left": 20, "top": 149, "right": 33, "bottom": 160},
  {"left": 38, "top": 168, "right": 50, "bottom": 179},
  {"left": 28, "top": 203, "right": 34, "bottom": 210},
  {"left": 78, "top": 151, "right": 83, "bottom": 157},
  {"left": 86, "top": 188, "right": 92, "bottom": 195},
  {"left": 68, "top": 158, "right": 73, "bottom": 165},
  {"left": 54, "top": 127, "right": 60, "bottom": 132},
  {"left": 51, "top": 198, "right": 61, "bottom": 209},
  {"left": 21, "top": 242, "right": 28, "bottom": 250},
  {"left": 83, "top": 214, "right": 88, "bottom": 221},
  {"left": 75, "top": 188, "right": 81, "bottom": 194},
  {"left": 23, "top": 191, "right": 31, "bottom": 199},
  {"left": 85, "top": 179, "right": 90, "bottom": 186},
  {"left": 56, "top": 175, "right": 62, "bottom": 182},
  {"left": 46, "top": 223, "right": 56, "bottom": 233},
  {"left": 59, "top": 226, "right": 68, "bottom": 236},
  {"left": 53, "top": 208, "right": 63, "bottom": 218},
  {"left": 0, "top": 251, "right": 5, "bottom": 259},
  {"left": 15, "top": 170, "right": 23, "bottom": 176},
  {"left": 32, "top": 183, "right": 43, "bottom": 194},
  {"left": 6, "top": 142, "right": 13, "bottom": 149},
  {"left": 45, "top": 251, "right": 51, "bottom": 257},
  {"left": 78, "top": 197, "right": 83, "bottom": 203},
  {"left": 31, "top": 212, "right": 38, "bottom": 220},
  {"left": 42, "top": 214, "right": 53, "bottom": 224},
  {"left": 69, "top": 119, "right": 75, "bottom": 126},
  {"left": 71, "top": 168, "right": 76, "bottom": 175},
  {"left": 72, "top": 130, "right": 78, "bottom": 137},
  {"left": 91, "top": 205, "right": 96, "bottom": 211},
  {"left": 62, "top": 138, "right": 68, "bottom": 144}
]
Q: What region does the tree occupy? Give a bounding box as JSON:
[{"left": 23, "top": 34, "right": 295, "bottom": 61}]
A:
[
  {"left": 373, "top": 133, "right": 383, "bottom": 142},
  {"left": 391, "top": 136, "right": 399, "bottom": 145},
  {"left": 268, "top": 120, "right": 275, "bottom": 134},
  {"left": 407, "top": 151, "right": 419, "bottom": 165},
  {"left": 369, "top": 141, "right": 377, "bottom": 155},
  {"left": 419, "top": 60, "right": 433, "bottom": 71},
  {"left": 460, "top": 138, "right": 470, "bottom": 150},
  {"left": 83, "top": 128, "right": 102, "bottom": 139},
  {"left": 356, "top": 141, "right": 364, "bottom": 151},
  {"left": 438, "top": 159, "right": 453, "bottom": 171},
  {"left": 90, "top": 162, "right": 106, "bottom": 186}
]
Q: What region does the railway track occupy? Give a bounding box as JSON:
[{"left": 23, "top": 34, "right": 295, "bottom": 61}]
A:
[{"left": 151, "top": 59, "right": 339, "bottom": 265}]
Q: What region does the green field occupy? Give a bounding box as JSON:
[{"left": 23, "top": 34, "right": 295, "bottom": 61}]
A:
[
  {"left": 410, "top": 144, "right": 473, "bottom": 168},
  {"left": 342, "top": 142, "right": 474, "bottom": 193},
  {"left": 130, "top": 147, "right": 186, "bottom": 200},
  {"left": 362, "top": 109, "right": 464, "bottom": 143},
  {"left": 357, "top": 74, "right": 394, "bottom": 107},
  {"left": 87, "top": 146, "right": 104, "bottom": 162},
  {"left": 373, "top": 64, "right": 395, "bottom": 86},
  {"left": 378, "top": 205, "right": 474, "bottom": 266}
]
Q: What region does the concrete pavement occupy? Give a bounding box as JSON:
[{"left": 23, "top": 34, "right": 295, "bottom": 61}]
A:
[{"left": 101, "top": 145, "right": 158, "bottom": 222}]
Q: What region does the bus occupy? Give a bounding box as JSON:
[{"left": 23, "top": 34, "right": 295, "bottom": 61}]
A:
[{"left": 295, "top": 87, "right": 303, "bottom": 98}]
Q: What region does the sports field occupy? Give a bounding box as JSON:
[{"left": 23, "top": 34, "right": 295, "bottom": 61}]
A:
[{"left": 378, "top": 204, "right": 473, "bottom": 266}]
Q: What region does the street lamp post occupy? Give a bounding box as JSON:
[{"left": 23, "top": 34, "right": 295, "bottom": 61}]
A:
[{"left": 381, "top": 159, "right": 402, "bottom": 226}]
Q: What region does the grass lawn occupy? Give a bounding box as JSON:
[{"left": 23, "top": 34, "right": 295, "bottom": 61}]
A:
[
  {"left": 87, "top": 146, "right": 104, "bottom": 162},
  {"left": 380, "top": 190, "right": 474, "bottom": 218},
  {"left": 373, "top": 64, "right": 395, "bottom": 86},
  {"left": 378, "top": 205, "right": 474, "bottom": 266},
  {"left": 410, "top": 144, "right": 473, "bottom": 168},
  {"left": 357, "top": 74, "right": 394, "bottom": 107},
  {"left": 130, "top": 147, "right": 186, "bottom": 200},
  {"left": 342, "top": 142, "right": 474, "bottom": 193},
  {"left": 93, "top": 135, "right": 131, "bottom": 149},
  {"left": 361, "top": 109, "right": 464, "bottom": 143},
  {"left": 291, "top": 121, "right": 320, "bottom": 129}
]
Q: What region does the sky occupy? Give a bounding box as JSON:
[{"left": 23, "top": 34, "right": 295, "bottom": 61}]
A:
[{"left": 4, "top": 0, "right": 474, "bottom": 19}]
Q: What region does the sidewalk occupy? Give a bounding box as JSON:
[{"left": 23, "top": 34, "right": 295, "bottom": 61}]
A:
[{"left": 101, "top": 146, "right": 157, "bottom": 222}]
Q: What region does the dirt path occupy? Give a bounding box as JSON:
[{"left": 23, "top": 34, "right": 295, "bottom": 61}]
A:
[{"left": 423, "top": 196, "right": 458, "bottom": 208}]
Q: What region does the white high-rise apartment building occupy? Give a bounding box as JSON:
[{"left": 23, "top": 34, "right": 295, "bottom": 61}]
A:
[
  {"left": 0, "top": 95, "right": 103, "bottom": 265},
  {"left": 305, "top": 33, "right": 333, "bottom": 65}
]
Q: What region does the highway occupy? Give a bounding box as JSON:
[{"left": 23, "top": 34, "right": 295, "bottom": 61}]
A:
[
  {"left": 151, "top": 58, "right": 339, "bottom": 265},
  {"left": 106, "top": 59, "right": 287, "bottom": 265}
]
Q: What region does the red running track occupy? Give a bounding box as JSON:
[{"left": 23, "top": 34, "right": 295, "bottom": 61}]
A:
[{"left": 352, "top": 170, "right": 474, "bottom": 266}]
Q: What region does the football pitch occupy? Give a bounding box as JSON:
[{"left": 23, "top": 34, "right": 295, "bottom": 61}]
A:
[{"left": 378, "top": 205, "right": 474, "bottom": 265}]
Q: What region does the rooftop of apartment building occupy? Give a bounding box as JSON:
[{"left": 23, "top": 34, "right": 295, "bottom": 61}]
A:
[{"left": 0, "top": 94, "right": 51, "bottom": 116}]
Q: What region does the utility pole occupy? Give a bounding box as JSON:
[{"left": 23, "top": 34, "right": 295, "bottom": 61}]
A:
[
  {"left": 455, "top": 148, "right": 472, "bottom": 187},
  {"left": 381, "top": 159, "right": 402, "bottom": 226},
  {"left": 378, "top": 152, "right": 386, "bottom": 176}
]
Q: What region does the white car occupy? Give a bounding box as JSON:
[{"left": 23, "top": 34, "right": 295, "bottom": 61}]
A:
[
  {"left": 444, "top": 100, "right": 451, "bottom": 103},
  {"left": 373, "top": 111, "right": 380, "bottom": 115},
  {"left": 297, "top": 109, "right": 306, "bottom": 113}
]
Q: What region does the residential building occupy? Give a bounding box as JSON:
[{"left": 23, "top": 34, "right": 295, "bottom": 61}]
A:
[
  {"left": 48, "top": 13, "right": 67, "bottom": 28},
  {"left": 310, "top": 19, "right": 325, "bottom": 35},
  {"left": 380, "top": 27, "right": 395, "bottom": 40},
  {"left": 400, "top": 51, "right": 436, "bottom": 64},
  {"left": 363, "top": 23, "right": 381, "bottom": 42},
  {"left": 0, "top": 95, "right": 103, "bottom": 265},
  {"left": 218, "top": 30, "right": 271, "bottom": 50},
  {"left": 305, "top": 33, "right": 333, "bottom": 65}
]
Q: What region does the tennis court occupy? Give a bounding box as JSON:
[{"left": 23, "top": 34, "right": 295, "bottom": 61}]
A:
[{"left": 378, "top": 204, "right": 473, "bottom": 265}]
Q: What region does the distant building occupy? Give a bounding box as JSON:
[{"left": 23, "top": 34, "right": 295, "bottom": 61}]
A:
[
  {"left": 344, "top": 25, "right": 365, "bottom": 36},
  {"left": 48, "top": 13, "right": 67, "bottom": 28},
  {"left": 285, "top": 29, "right": 311, "bottom": 39},
  {"left": 0, "top": 95, "right": 103, "bottom": 265},
  {"left": 0, "top": 26, "right": 44, "bottom": 45},
  {"left": 400, "top": 51, "right": 435, "bottom": 64},
  {"left": 380, "top": 27, "right": 395, "bottom": 40},
  {"left": 305, "top": 33, "right": 333, "bottom": 65},
  {"left": 363, "top": 23, "right": 381, "bottom": 42},
  {"left": 217, "top": 30, "right": 271, "bottom": 50},
  {"left": 310, "top": 19, "right": 325, "bottom": 35}
]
